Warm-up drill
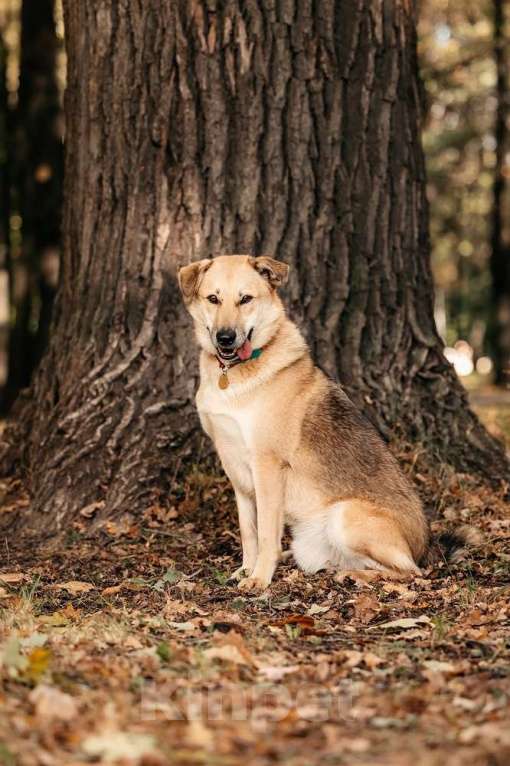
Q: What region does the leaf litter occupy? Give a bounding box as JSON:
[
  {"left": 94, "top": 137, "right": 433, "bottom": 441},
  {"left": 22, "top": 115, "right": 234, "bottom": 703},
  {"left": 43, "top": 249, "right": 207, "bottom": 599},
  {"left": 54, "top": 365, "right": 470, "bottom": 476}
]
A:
[{"left": 0, "top": 466, "right": 509, "bottom": 765}]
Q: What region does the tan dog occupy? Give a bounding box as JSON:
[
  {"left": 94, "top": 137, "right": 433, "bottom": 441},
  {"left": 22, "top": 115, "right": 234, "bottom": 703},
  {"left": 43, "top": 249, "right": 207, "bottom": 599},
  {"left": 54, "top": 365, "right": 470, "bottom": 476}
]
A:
[{"left": 179, "top": 254, "right": 429, "bottom": 591}]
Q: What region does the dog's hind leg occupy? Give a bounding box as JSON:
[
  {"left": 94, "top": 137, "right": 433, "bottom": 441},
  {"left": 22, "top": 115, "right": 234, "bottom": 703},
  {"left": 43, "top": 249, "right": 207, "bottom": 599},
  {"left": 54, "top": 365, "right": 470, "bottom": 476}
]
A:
[{"left": 325, "top": 500, "right": 421, "bottom": 575}]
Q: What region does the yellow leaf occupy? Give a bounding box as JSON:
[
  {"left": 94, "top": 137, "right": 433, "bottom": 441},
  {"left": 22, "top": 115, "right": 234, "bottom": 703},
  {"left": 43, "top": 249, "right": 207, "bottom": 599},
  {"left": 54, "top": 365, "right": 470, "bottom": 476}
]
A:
[{"left": 25, "top": 647, "right": 51, "bottom": 681}]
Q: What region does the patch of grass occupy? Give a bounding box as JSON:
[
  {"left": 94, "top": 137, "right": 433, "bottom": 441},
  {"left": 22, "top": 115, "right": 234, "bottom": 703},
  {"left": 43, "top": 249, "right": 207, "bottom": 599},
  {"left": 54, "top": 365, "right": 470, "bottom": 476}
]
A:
[
  {"left": 430, "top": 614, "right": 452, "bottom": 643},
  {"left": 0, "top": 742, "right": 15, "bottom": 766}
]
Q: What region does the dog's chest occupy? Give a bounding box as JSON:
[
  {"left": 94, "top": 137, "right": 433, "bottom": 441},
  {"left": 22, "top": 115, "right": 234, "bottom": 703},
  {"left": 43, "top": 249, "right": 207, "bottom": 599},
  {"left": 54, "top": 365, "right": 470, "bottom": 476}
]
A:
[{"left": 197, "top": 385, "right": 257, "bottom": 453}]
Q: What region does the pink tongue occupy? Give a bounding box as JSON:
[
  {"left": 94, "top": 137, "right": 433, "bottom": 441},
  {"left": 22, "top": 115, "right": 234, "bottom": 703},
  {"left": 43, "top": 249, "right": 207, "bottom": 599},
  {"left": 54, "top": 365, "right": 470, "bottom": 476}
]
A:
[{"left": 237, "top": 339, "right": 253, "bottom": 361}]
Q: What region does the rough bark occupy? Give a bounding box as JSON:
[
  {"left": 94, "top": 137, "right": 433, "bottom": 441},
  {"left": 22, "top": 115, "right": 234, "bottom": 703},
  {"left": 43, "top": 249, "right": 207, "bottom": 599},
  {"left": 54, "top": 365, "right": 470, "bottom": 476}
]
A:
[
  {"left": 489, "top": 0, "right": 510, "bottom": 387},
  {"left": 2, "top": 0, "right": 508, "bottom": 538},
  {"left": 2, "top": 0, "right": 63, "bottom": 411}
]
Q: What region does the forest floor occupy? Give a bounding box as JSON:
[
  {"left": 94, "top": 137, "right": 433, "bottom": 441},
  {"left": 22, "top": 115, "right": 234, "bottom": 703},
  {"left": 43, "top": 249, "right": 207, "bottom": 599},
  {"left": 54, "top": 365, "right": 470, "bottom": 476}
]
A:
[{"left": 0, "top": 397, "right": 509, "bottom": 766}]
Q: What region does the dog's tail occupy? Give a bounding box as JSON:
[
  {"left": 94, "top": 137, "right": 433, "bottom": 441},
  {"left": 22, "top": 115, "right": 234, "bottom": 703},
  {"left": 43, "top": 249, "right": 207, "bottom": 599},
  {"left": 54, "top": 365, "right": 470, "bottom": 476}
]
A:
[{"left": 423, "top": 525, "right": 483, "bottom": 566}]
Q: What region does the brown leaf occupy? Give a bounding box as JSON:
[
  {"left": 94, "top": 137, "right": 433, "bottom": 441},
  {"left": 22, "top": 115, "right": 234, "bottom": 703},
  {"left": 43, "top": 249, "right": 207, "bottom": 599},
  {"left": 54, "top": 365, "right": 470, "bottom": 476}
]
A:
[
  {"left": 0, "top": 572, "right": 26, "bottom": 584},
  {"left": 353, "top": 594, "right": 380, "bottom": 624},
  {"left": 49, "top": 581, "right": 95, "bottom": 594},
  {"left": 29, "top": 684, "right": 78, "bottom": 721}
]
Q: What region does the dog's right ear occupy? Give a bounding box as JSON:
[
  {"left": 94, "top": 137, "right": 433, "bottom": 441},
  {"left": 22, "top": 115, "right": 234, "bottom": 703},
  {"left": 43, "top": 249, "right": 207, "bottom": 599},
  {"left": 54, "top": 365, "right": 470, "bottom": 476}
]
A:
[{"left": 178, "top": 259, "right": 212, "bottom": 303}]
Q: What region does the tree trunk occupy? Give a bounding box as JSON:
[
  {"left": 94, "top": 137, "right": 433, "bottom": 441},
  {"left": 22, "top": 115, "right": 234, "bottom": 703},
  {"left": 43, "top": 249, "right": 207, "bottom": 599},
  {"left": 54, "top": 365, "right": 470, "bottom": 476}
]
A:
[
  {"left": 2, "top": 0, "right": 508, "bottom": 539},
  {"left": 489, "top": 0, "right": 510, "bottom": 387},
  {"left": 2, "top": 0, "right": 63, "bottom": 411}
]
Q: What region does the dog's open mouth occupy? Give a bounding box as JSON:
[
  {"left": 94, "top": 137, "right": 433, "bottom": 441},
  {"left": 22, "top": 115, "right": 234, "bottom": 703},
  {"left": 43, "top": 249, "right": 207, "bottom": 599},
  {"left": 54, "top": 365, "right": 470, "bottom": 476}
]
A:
[{"left": 217, "top": 330, "right": 254, "bottom": 363}]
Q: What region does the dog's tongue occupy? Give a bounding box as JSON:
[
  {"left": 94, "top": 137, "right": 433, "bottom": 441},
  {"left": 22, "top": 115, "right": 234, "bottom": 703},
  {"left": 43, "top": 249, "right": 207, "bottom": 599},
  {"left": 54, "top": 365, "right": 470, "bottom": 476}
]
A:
[{"left": 237, "top": 339, "right": 253, "bottom": 361}]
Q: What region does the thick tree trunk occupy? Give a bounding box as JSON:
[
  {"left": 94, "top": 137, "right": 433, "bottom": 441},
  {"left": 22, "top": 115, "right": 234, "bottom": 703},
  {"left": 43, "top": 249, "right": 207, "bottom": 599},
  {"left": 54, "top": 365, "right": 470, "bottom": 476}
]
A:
[
  {"left": 2, "top": 0, "right": 63, "bottom": 411},
  {"left": 489, "top": 0, "right": 510, "bottom": 387},
  {"left": 2, "top": 0, "right": 508, "bottom": 538}
]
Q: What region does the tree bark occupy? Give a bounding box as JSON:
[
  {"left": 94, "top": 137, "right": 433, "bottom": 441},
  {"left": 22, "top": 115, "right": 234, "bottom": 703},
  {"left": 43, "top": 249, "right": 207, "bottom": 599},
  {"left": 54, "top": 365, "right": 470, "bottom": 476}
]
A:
[
  {"left": 489, "top": 0, "right": 510, "bottom": 387},
  {"left": 2, "top": 0, "right": 63, "bottom": 411},
  {"left": 2, "top": 0, "right": 508, "bottom": 538}
]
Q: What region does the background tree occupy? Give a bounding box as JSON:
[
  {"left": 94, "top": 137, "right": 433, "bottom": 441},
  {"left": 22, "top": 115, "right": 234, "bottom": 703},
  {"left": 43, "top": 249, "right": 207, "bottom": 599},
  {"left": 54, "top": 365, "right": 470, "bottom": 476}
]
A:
[
  {"left": 2, "top": 0, "right": 63, "bottom": 411},
  {"left": 420, "top": 0, "right": 510, "bottom": 384},
  {"left": 488, "top": 0, "right": 510, "bottom": 386},
  {"left": 2, "top": 0, "right": 507, "bottom": 540}
]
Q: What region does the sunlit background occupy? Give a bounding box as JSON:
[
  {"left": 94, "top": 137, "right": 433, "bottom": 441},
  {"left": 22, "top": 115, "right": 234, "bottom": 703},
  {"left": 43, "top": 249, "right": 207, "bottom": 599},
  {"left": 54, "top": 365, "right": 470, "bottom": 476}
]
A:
[{"left": 0, "top": 1, "right": 509, "bottom": 438}]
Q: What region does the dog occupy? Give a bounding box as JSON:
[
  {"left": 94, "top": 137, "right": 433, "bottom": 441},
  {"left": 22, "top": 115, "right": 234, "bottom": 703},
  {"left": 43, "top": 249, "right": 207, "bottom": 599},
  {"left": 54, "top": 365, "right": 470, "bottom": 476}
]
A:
[{"left": 178, "top": 254, "right": 431, "bottom": 591}]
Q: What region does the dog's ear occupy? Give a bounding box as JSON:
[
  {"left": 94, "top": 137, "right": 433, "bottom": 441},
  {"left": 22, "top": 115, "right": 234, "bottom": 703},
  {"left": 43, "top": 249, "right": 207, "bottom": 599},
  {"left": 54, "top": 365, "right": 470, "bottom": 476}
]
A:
[
  {"left": 249, "top": 256, "right": 289, "bottom": 289},
  {"left": 178, "top": 259, "right": 212, "bottom": 303}
]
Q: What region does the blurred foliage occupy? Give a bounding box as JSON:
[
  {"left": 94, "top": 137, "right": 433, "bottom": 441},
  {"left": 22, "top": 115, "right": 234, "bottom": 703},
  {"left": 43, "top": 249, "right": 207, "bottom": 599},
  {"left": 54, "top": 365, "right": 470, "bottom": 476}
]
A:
[{"left": 419, "top": 0, "right": 508, "bottom": 356}]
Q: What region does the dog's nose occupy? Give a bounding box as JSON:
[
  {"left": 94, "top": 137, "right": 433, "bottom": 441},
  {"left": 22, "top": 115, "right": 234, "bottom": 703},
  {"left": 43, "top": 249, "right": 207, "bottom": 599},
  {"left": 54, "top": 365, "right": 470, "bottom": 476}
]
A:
[{"left": 216, "top": 328, "right": 236, "bottom": 348}]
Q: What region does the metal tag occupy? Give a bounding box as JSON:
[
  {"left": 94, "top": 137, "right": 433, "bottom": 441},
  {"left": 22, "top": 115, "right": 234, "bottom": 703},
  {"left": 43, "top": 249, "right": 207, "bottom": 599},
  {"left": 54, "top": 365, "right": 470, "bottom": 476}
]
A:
[{"left": 218, "top": 372, "right": 229, "bottom": 390}]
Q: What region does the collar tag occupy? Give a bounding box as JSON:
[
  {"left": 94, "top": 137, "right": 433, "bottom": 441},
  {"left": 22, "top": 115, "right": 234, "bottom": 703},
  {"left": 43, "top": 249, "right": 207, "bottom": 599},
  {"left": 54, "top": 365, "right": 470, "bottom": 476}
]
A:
[{"left": 215, "top": 347, "right": 262, "bottom": 389}]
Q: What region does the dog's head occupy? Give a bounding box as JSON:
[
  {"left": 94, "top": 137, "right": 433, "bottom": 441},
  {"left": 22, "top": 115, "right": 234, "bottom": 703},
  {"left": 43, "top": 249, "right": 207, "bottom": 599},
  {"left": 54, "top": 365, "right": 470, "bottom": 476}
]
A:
[{"left": 178, "top": 254, "right": 289, "bottom": 361}]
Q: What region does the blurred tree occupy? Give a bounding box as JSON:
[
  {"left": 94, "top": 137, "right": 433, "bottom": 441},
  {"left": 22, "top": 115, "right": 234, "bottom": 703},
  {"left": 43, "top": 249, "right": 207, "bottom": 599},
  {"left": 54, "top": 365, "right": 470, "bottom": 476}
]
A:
[
  {"left": 419, "top": 0, "right": 495, "bottom": 353},
  {"left": 420, "top": 0, "right": 510, "bottom": 381},
  {"left": 2, "top": 0, "right": 63, "bottom": 411},
  {"left": 1, "top": 1, "right": 507, "bottom": 536},
  {"left": 488, "top": 0, "right": 510, "bottom": 385},
  {"left": 0, "top": 27, "right": 10, "bottom": 386}
]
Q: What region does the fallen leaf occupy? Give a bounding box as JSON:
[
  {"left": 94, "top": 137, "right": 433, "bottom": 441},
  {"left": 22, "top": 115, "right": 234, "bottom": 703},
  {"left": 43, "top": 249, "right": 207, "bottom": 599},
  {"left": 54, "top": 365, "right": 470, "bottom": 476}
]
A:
[
  {"left": 185, "top": 720, "right": 214, "bottom": 750},
  {"left": 204, "top": 644, "right": 251, "bottom": 666},
  {"left": 29, "top": 684, "right": 78, "bottom": 721},
  {"left": 353, "top": 594, "right": 380, "bottom": 624},
  {"left": 382, "top": 582, "right": 416, "bottom": 600},
  {"left": 81, "top": 732, "right": 158, "bottom": 763},
  {"left": 168, "top": 621, "right": 197, "bottom": 632},
  {"left": 422, "top": 659, "right": 456, "bottom": 673},
  {"left": 101, "top": 584, "right": 123, "bottom": 596},
  {"left": 258, "top": 664, "right": 300, "bottom": 681},
  {"left": 1, "top": 638, "right": 28, "bottom": 675},
  {"left": 363, "top": 652, "right": 384, "bottom": 669},
  {"left": 49, "top": 581, "right": 95, "bottom": 594},
  {"left": 20, "top": 633, "right": 48, "bottom": 649},
  {"left": 25, "top": 647, "right": 52, "bottom": 682},
  {"left": 307, "top": 604, "right": 331, "bottom": 616},
  {"left": 0, "top": 572, "right": 26, "bottom": 584},
  {"left": 369, "top": 615, "right": 431, "bottom": 631}
]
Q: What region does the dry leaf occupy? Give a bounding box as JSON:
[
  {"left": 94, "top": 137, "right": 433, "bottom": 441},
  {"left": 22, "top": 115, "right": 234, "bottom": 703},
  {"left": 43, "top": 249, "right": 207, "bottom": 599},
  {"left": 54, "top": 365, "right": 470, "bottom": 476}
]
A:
[
  {"left": 0, "top": 572, "right": 26, "bottom": 584},
  {"left": 49, "top": 581, "right": 95, "bottom": 594},
  {"left": 258, "top": 664, "right": 300, "bottom": 681},
  {"left": 81, "top": 732, "right": 158, "bottom": 763},
  {"left": 204, "top": 644, "right": 250, "bottom": 665},
  {"left": 29, "top": 684, "right": 78, "bottom": 721},
  {"left": 370, "top": 615, "right": 431, "bottom": 631},
  {"left": 101, "top": 584, "right": 123, "bottom": 596},
  {"left": 382, "top": 582, "right": 416, "bottom": 599},
  {"left": 185, "top": 720, "right": 214, "bottom": 750},
  {"left": 353, "top": 594, "right": 380, "bottom": 624}
]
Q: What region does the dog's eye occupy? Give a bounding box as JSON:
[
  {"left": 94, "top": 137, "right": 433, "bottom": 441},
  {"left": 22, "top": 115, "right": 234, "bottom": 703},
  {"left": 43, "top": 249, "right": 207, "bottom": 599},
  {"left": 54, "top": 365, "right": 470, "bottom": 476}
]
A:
[
  {"left": 240, "top": 295, "right": 253, "bottom": 305},
  {"left": 207, "top": 294, "right": 220, "bottom": 304}
]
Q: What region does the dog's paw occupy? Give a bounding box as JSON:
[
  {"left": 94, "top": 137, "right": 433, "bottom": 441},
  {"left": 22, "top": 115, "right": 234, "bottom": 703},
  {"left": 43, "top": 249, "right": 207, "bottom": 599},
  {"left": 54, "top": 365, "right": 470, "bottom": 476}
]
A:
[
  {"left": 238, "top": 575, "right": 271, "bottom": 593},
  {"left": 228, "top": 566, "right": 250, "bottom": 582}
]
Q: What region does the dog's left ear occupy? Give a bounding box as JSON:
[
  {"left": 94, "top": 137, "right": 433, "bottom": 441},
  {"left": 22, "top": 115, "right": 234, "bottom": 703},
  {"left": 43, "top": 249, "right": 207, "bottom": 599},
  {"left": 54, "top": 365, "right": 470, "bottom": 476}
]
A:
[
  {"left": 178, "top": 259, "right": 212, "bottom": 303},
  {"left": 249, "top": 256, "right": 289, "bottom": 289}
]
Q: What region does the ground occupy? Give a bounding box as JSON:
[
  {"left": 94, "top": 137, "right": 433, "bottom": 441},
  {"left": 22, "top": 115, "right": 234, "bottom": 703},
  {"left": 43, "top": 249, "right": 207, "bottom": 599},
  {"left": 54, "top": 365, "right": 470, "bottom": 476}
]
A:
[{"left": 0, "top": 396, "right": 509, "bottom": 766}]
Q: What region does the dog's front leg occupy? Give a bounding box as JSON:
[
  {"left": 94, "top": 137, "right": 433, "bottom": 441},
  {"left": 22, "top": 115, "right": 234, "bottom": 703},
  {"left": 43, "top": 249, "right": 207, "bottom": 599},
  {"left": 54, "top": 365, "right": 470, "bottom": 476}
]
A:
[
  {"left": 228, "top": 488, "right": 258, "bottom": 580},
  {"left": 238, "top": 455, "right": 284, "bottom": 592}
]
